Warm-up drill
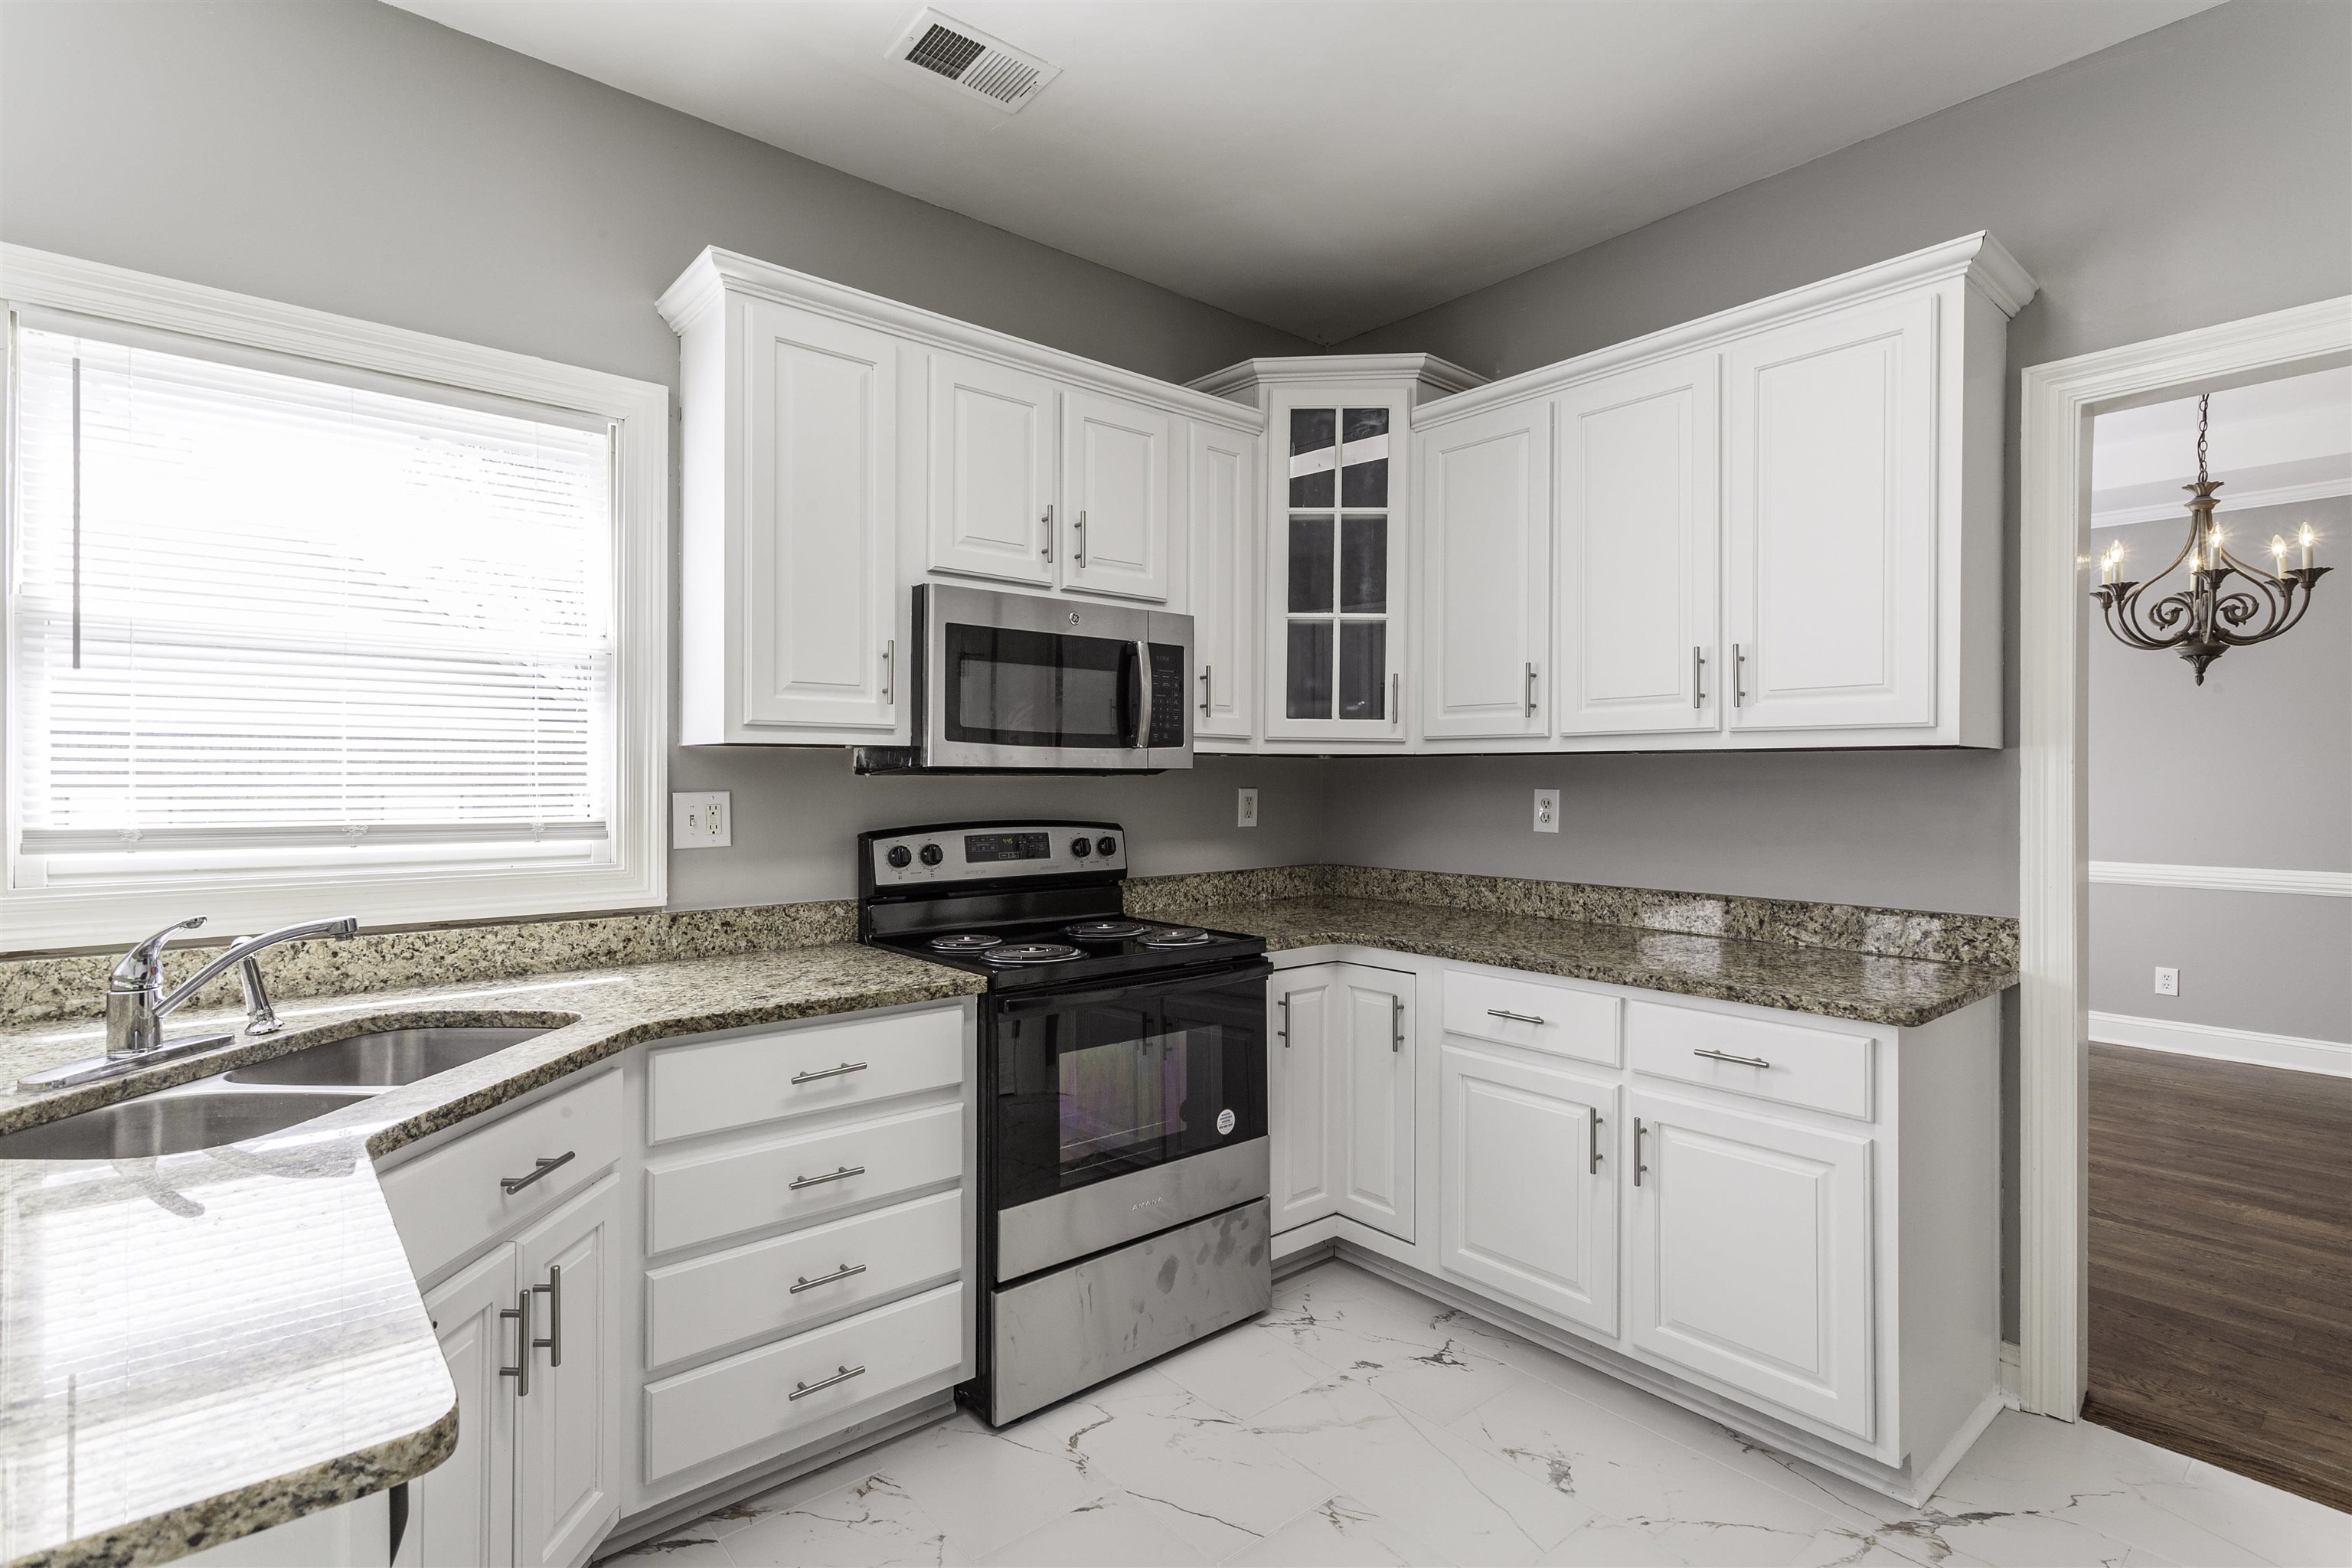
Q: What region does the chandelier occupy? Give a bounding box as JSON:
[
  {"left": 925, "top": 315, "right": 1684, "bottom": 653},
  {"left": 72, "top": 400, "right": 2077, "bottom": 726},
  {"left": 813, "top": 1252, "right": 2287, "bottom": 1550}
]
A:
[{"left": 2092, "top": 393, "right": 2330, "bottom": 684}]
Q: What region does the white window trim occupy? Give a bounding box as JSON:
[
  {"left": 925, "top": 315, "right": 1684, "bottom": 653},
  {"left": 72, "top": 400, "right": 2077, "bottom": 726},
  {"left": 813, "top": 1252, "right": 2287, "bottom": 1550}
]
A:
[{"left": 0, "top": 243, "right": 669, "bottom": 952}]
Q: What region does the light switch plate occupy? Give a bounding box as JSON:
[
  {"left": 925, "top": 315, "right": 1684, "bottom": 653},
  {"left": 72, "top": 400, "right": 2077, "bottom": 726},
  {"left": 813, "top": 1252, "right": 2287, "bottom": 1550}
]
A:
[
  {"left": 1236, "top": 788, "right": 1259, "bottom": 828},
  {"left": 2154, "top": 966, "right": 2178, "bottom": 996},
  {"left": 672, "top": 791, "right": 731, "bottom": 849},
  {"left": 1534, "top": 789, "right": 1560, "bottom": 833}
]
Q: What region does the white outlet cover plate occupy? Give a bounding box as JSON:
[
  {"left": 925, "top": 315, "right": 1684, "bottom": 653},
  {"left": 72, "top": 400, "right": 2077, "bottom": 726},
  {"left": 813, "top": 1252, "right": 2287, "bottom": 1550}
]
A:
[
  {"left": 1237, "top": 788, "right": 1259, "bottom": 828},
  {"left": 2154, "top": 966, "right": 2178, "bottom": 995},
  {"left": 672, "top": 791, "right": 732, "bottom": 849},
  {"left": 1534, "top": 789, "right": 1560, "bottom": 833}
]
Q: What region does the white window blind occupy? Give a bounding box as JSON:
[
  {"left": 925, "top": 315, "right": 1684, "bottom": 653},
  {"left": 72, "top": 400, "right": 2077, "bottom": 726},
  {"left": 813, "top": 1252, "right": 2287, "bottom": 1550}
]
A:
[{"left": 8, "top": 321, "right": 618, "bottom": 877}]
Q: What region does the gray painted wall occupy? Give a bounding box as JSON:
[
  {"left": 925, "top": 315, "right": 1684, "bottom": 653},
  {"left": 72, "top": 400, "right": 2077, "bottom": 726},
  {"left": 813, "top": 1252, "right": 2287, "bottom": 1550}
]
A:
[
  {"left": 2089, "top": 496, "right": 2350, "bottom": 1044},
  {"left": 0, "top": 0, "right": 1320, "bottom": 908}
]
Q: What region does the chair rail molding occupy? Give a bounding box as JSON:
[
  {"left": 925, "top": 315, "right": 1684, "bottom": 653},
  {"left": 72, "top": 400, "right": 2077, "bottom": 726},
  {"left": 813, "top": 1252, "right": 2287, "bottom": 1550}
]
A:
[
  {"left": 2017, "top": 291, "right": 2352, "bottom": 1423},
  {"left": 2089, "top": 861, "right": 2352, "bottom": 897}
]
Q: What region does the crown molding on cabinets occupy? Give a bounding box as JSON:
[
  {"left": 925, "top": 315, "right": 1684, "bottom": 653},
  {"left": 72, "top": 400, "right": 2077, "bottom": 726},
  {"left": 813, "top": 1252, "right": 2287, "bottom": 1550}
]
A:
[
  {"left": 1188, "top": 353, "right": 1485, "bottom": 407},
  {"left": 1412, "top": 231, "right": 2037, "bottom": 431},
  {"left": 2089, "top": 861, "right": 2352, "bottom": 897},
  {"left": 657, "top": 247, "right": 1264, "bottom": 433}
]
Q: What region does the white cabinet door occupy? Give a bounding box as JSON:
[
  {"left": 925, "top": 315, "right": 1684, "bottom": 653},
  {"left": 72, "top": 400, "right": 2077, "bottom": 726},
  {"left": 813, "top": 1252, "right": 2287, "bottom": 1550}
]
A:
[
  {"left": 514, "top": 1178, "right": 618, "bottom": 1568},
  {"left": 1724, "top": 292, "right": 1938, "bottom": 734},
  {"left": 1061, "top": 387, "right": 1171, "bottom": 601},
  {"left": 1418, "top": 401, "right": 1551, "bottom": 740},
  {"left": 414, "top": 1245, "right": 519, "bottom": 1568},
  {"left": 1269, "top": 965, "right": 1337, "bottom": 1231},
  {"left": 926, "top": 352, "right": 1056, "bottom": 586},
  {"left": 1557, "top": 354, "right": 1722, "bottom": 737},
  {"left": 1265, "top": 394, "right": 1409, "bottom": 743},
  {"left": 1189, "top": 420, "right": 1259, "bottom": 742},
  {"left": 1334, "top": 969, "right": 1415, "bottom": 1240},
  {"left": 1439, "top": 1044, "right": 1617, "bottom": 1337},
  {"left": 1628, "top": 1092, "right": 1875, "bottom": 1439},
  {"left": 740, "top": 298, "right": 901, "bottom": 732}
]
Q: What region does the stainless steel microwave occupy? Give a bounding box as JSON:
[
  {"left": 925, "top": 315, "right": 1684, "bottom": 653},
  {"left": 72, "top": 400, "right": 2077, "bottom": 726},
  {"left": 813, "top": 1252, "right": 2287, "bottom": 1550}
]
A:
[{"left": 856, "top": 585, "right": 1194, "bottom": 773}]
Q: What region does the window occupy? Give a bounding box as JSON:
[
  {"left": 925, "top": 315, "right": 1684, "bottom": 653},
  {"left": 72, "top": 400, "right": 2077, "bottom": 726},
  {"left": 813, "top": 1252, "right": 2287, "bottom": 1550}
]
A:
[{"left": 2, "top": 248, "right": 668, "bottom": 949}]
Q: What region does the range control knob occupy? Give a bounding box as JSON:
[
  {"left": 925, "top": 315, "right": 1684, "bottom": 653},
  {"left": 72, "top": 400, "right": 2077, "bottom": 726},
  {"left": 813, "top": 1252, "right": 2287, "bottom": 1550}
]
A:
[
  {"left": 1070, "top": 837, "right": 1093, "bottom": 858},
  {"left": 919, "top": 843, "right": 944, "bottom": 867},
  {"left": 886, "top": 845, "right": 913, "bottom": 869},
  {"left": 1096, "top": 835, "right": 1119, "bottom": 858}
]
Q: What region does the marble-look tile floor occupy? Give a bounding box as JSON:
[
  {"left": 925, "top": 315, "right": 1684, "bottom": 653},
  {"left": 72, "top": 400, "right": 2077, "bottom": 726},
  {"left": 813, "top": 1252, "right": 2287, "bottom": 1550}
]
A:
[{"left": 609, "top": 1261, "right": 2352, "bottom": 1568}]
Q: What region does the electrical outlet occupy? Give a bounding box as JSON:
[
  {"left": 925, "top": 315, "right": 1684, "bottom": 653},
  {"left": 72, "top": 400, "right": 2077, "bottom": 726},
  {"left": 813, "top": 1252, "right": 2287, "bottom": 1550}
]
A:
[
  {"left": 671, "top": 791, "right": 732, "bottom": 849},
  {"left": 2154, "top": 966, "right": 2178, "bottom": 997},
  {"left": 1236, "top": 788, "right": 1259, "bottom": 828},
  {"left": 1533, "top": 789, "right": 1560, "bottom": 834}
]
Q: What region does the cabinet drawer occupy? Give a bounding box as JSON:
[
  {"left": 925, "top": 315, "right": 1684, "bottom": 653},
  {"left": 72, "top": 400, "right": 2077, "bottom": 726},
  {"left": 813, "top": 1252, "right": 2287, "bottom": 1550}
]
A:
[
  {"left": 1444, "top": 971, "right": 1621, "bottom": 1067},
  {"left": 1627, "top": 1002, "right": 1873, "bottom": 1121},
  {"left": 645, "top": 1100, "right": 962, "bottom": 1256},
  {"left": 381, "top": 1067, "right": 622, "bottom": 1284},
  {"left": 647, "top": 1005, "right": 963, "bottom": 1145},
  {"left": 642, "top": 1282, "right": 965, "bottom": 1481},
  {"left": 645, "top": 1189, "right": 963, "bottom": 1371}
]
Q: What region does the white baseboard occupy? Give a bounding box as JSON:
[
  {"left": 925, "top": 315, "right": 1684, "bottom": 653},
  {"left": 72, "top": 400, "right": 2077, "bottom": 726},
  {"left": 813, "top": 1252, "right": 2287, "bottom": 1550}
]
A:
[
  {"left": 1999, "top": 1341, "right": 2021, "bottom": 1407},
  {"left": 2089, "top": 1011, "right": 2352, "bottom": 1079}
]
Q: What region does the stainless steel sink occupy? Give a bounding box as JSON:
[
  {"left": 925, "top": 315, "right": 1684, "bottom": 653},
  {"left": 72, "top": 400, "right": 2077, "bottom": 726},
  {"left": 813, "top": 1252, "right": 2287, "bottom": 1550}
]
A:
[
  {"left": 0, "top": 1086, "right": 374, "bottom": 1159},
  {"left": 225, "top": 1026, "right": 551, "bottom": 1088}
]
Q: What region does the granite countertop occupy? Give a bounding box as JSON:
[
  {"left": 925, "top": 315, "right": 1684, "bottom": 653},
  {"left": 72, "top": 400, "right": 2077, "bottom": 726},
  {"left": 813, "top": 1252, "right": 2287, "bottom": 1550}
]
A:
[
  {"left": 1192, "top": 896, "right": 2015, "bottom": 1027},
  {"left": 0, "top": 944, "right": 985, "bottom": 1568}
]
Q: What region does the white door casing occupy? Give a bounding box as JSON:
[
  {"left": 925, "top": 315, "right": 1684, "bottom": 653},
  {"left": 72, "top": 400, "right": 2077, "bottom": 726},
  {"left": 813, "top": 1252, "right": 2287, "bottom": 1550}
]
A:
[
  {"left": 1419, "top": 401, "right": 1553, "bottom": 739},
  {"left": 927, "top": 352, "right": 1056, "bottom": 586}
]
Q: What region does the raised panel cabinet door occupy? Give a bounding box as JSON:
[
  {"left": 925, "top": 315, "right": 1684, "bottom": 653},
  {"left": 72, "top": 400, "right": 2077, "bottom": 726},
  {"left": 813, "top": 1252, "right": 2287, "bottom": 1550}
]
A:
[
  {"left": 1269, "top": 965, "right": 1337, "bottom": 1231},
  {"left": 1418, "top": 402, "right": 1552, "bottom": 739},
  {"left": 1439, "top": 1044, "right": 1618, "bottom": 1338},
  {"left": 1061, "top": 387, "right": 1171, "bottom": 601},
  {"left": 740, "top": 298, "right": 901, "bottom": 731},
  {"left": 927, "top": 351, "right": 1056, "bottom": 585},
  {"left": 1334, "top": 969, "right": 1416, "bottom": 1240},
  {"left": 1627, "top": 1092, "right": 1875, "bottom": 1439},
  {"left": 1724, "top": 292, "right": 1938, "bottom": 733},
  {"left": 513, "top": 1177, "right": 619, "bottom": 1568},
  {"left": 1557, "top": 354, "right": 1723, "bottom": 736},
  {"left": 415, "top": 1244, "right": 519, "bottom": 1568},
  {"left": 1190, "top": 421, "right": 1259, "bottom": 741}
]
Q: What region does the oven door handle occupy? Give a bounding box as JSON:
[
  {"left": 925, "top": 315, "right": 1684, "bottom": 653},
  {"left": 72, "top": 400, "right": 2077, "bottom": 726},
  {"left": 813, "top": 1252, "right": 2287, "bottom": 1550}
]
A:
[{"left": 994, "top": 957, "right": 1273, "bottom": 1018}]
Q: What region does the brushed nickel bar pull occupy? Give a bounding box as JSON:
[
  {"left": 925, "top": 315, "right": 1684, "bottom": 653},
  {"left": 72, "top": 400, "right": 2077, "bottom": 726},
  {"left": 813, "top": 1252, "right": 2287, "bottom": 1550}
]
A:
[
  {"left": 1075, "top": 509, "right": 1087, "bottom": 567},
  {"left": 1524, "top": 662, "right": 1538, "bottom": 717},
  {"left": 1485, "top": 1008, "right": 1547, "bottom": 1026},
  {"left": 1633, "top": 1118, "right": 1648, "bottom": 1187},
  {"left": 1693, "top": 646, "right": 1707, "bottom": 708},
  {"left": 498, "top": 1292, "right": 532, "bottom": 1396},
  {"left": 791, "top": 1060, "right": 870, "bottom": 1085},
  {"left": 880, "top": 640, "right": 894, "bottom": 704},
  {"left": 790, "top": 1263, "right": 868, "bottom": 1295},
  {"left": 531, "top": 1264, "right": 561, "bottom": 1367},
  {"left": 500, "top": 1150, "right": 574, "bottom": 1195},
  {"left": 1041, "top": 505, "right": 1054, "bottom": 561},
  {"left": 789, "top": 1164, "right": 866, "bottom": 1191},
  {"left": 1200, "top": 666, "right": 1213, "bottom": 717},
  {"left": 1390, "top": 672, "right": 1400, "bottom": 727},
  {"left": 1694, "top": 1047, "right": 1772, "bottom": 1069},
  {"left": 1589, "top": 1112, "right": 1604, "bottom": 1175},
  {"left": 1277, "top": 993, "right": 1290, "bottom": 1046},
  {"left": 1733, "top": 643, "right": 1747, "bottom": 707},
  {"left": 789, "top": 1363, "right": 867, "bottom": 1401},
  {"left": 1392, "top": 994, "right": 1404, "bottom": 1052}
]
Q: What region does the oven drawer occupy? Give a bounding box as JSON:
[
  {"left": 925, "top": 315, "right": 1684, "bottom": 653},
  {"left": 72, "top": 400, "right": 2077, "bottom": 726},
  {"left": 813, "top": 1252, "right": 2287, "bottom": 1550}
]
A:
[
  {"left": 644, "top": 1189, "right": 963, "bottom": 1372},
  {"left": 642, "top": 1282, "right": 965, "bottom": 1481},
  {"left": 646, "top": 1006, "right": 963, "bottom": 1145},
  {"left": 1627, "top": 1001, "right": 1876, "bottom": 1122},
  {"left": 1443, "top": 971, "right": 1622, "bottom": 1067},
  {"left": 645, "top": 1101, "right": 962, "bottom": 1256}
]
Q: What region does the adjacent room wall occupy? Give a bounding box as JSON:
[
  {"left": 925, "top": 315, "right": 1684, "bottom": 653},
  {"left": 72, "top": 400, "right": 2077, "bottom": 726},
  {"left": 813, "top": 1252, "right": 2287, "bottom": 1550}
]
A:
[
  {"left": 0, "top": 0, "right": 1322, "bottom": 912},
  {"left": 2089, "top": 495, "right": 2351, "bottom": 1048}
]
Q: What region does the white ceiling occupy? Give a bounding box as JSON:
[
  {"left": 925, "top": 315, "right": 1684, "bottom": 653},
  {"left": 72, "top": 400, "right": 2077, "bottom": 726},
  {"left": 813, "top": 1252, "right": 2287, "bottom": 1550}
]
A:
[
  {"left": 390, "top": 0, "right": 2214, "bottom": 344},
  {"left": 2092, "top": 368, "right": 2352, "bottom": 528}
]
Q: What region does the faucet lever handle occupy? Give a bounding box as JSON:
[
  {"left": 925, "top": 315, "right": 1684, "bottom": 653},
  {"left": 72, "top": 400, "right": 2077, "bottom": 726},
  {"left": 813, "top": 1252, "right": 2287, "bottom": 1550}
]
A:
[{"left": 110, "top": 916, "right": 208, "bottom": 992}]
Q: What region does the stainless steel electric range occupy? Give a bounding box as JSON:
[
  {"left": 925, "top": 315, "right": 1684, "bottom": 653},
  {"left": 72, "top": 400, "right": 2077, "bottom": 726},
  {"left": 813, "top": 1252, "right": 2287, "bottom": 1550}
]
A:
[{"left": 858, "top": 820, "right": 1272, "bottom": 1426}]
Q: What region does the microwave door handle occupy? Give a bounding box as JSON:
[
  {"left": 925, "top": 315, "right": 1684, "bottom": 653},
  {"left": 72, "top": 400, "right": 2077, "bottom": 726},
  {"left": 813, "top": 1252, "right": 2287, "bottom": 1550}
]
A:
[{"left": 1126, "top": 639, "right": 1149, "bottom": 750}]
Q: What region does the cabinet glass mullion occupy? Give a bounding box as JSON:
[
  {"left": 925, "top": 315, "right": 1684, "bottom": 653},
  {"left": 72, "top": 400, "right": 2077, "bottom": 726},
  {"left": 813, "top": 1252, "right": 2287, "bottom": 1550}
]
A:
[{"left": 1286, "top": 405, "right": 1394, "bottom": 724}]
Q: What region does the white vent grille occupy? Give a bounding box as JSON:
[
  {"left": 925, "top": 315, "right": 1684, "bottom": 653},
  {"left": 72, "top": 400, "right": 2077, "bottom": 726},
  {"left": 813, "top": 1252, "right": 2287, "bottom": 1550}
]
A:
[{"left": 887, "top": 8, "right": 1060, "bottom": 114}]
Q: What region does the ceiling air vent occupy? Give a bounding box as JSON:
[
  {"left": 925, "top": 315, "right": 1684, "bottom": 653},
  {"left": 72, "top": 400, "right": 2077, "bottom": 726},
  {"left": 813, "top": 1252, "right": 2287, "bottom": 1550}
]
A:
[{"left": 887, "top": 8, "right": 1060, "bottom": 114}]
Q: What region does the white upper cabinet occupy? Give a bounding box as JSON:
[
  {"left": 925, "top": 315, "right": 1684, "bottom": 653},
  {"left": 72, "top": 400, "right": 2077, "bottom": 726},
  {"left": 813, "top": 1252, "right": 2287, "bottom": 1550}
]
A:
[
  {"left": 1724, "top": 292, "right": 1938, "bottom": 735},
  {"left": 926, "top": 352, "right": 1056, "bottom": 586},
  {"left": 1061, "top": 387, "right": 1174, "bottom": 602},
  {"left": 1189, "top": 420, "right": 1259, "bottom": 743},
  {"left": 1417, "top": 399, "right": 1553, "bottom": 740},
  {"left": 1555, "top": 352, "right": 1722, "bottom": 737}
]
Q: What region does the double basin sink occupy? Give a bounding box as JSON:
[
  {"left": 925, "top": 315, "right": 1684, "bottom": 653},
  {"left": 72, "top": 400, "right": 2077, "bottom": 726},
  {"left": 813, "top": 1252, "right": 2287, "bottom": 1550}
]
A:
[{"left": 0, "top": 1026, "right": 553, "bottom": 1160}]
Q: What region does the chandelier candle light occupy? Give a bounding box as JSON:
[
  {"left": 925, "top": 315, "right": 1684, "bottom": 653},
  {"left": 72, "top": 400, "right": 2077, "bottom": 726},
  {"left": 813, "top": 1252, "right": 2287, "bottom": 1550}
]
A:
[{"left": 2092, "top": 393, "right": 2330, "bottom": 684}]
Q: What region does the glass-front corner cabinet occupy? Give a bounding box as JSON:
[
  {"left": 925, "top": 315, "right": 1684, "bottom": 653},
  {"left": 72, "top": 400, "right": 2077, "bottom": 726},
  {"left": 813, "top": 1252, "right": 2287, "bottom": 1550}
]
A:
[{"left": 1265, "top": 385, "right": 1413, "bottom": 743}]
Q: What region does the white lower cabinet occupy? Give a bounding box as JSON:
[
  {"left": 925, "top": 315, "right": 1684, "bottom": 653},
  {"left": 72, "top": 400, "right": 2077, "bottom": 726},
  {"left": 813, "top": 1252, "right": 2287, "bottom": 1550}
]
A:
[
  {"left": 1439, "top": 1044, "right": 1617, "bottom": 1337},
  {"left": 1269, "top": 965, "right": 1336, "bottom": 1230},
  {"left": 1270, "top": 962, "right": 1414, "bottom": 1243},
  {"left": 1628, "top": 1091, "right": 1876, "bottom": 1439},
  {"left": 413, "top": 1245, "right": 520, "bottom": 1568}
]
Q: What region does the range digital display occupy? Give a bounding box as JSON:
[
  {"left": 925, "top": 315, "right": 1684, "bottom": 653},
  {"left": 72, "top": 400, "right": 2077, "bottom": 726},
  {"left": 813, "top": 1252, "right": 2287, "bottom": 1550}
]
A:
[{"left": 965, "top": 831, "right": 1051, "bottom": 863}]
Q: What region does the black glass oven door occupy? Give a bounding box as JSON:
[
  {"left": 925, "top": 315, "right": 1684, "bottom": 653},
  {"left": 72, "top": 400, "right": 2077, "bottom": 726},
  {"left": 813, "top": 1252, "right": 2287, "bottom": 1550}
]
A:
[
  {"left": 992, "top": 961, "right": 1269, "bottom": 1212},
  {"left": 942, "top": 622, "right": 1138, "bottom": 750}
]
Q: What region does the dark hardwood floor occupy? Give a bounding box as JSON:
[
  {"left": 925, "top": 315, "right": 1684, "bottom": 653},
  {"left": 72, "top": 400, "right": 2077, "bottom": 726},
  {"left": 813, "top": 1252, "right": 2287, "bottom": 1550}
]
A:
[{"left": 2086, "top": 1041, "right": 2352, "bottom": 1511}]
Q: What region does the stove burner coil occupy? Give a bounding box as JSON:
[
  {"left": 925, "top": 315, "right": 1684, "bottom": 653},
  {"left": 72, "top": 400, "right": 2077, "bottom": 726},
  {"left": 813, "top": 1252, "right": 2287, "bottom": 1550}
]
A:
[
  {"left": 1136, "top": 926, "right": 1214, "bottom": 948},
  {"left": 928, "top": 933, "right": 1004, "bottom": 951},
  {"left": 1063, "top": 920, "right": 1149, "bottom": 941},
  {"left": 982, "top": 942, "right": 1083, "bottom": 965}
]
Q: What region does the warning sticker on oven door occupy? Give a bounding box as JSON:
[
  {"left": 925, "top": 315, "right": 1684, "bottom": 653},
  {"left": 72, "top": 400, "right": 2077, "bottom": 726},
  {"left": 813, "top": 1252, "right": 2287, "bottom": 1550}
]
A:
[{"left": 1217, "top": 1108, "right": 1236, "bottom": 1135}]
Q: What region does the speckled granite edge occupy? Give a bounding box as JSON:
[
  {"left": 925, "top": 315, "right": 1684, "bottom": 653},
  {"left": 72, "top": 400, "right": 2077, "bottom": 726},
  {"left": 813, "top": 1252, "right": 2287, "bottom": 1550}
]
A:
[
  {"left": 1129, "top": 865, "right": 2017, "bottom": 969},
  {"left": 13, "top": 1404, "right": 460, "bottom": 1568}
]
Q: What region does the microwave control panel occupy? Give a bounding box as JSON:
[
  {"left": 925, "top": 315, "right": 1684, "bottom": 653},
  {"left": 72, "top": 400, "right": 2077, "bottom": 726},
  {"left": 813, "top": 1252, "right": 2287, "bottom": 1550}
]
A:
[
  {"left": 867, "top": 822, "right": 1126, "bottom": 888},
  {"left": 1148, "top": 644, "right": 1187, "bottom": 747}
]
